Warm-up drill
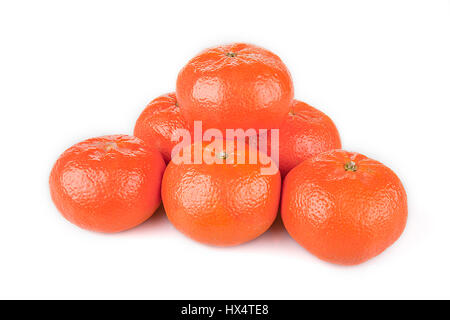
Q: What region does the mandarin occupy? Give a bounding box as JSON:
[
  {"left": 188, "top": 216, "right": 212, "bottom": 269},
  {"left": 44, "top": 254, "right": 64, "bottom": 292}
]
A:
[
  {"left": 49, "top": 135, "right": 165, "bottom": 233},
  {"left": 281, "top": 149, "right": 407, "bottom": 265}
]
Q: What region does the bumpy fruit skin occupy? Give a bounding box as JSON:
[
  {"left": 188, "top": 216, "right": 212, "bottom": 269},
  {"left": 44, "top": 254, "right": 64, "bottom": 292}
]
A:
[
  {"left": 162, "top": 141, "right": 281, "bottom": 246},
  {"left": 281, "top": 150, "right": 408, "bottom": 265},
  {"left": 134, "top": 92, "right": 190, "bottom": 163},
  {"left": 263, "top": 100, "right": 341, "bottom": 177},
  {"left": 49, "top": 135, "right": 166, "bottom": 233},
  {"left": 176, "top": 43, "right": 294, "bottom": 132}
]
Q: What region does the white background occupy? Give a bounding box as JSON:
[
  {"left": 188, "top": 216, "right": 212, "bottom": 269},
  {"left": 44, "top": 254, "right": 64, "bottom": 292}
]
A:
[{"left": 0, "top": 0, "right": 449, "bottom": 299}]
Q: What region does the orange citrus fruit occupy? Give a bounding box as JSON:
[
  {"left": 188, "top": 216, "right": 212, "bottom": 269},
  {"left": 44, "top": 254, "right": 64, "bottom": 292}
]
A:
[
  {"left": 49, "top": 135, "right": 166, "bottom": 233},
  {"left": 281, "top": 149, "right": 408, "bottom": 265},
  {"left": 176, "top": 43, "right": 294, "bottom": 132},
  {"left": 162, "top": 140, "right": 281, "bottom": 246},
  {"left": 262, "top": 100, "right": 341, "bottom": 177},
  {"left": 134, "top": 92, "right": 190, "bottom": 163}
]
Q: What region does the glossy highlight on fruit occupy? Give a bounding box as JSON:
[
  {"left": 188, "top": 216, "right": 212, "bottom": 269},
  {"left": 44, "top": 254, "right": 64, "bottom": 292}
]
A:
[
  {"left": 281, "top": 149, "right": 408, "bottom": 265},
  {"left": 134, "top": 92, "right": 190, "bottom": 163},
  {"left": 162, "top": 140, "right": 281, "bottom": 246},
  {"left": 176, "top": 43, "right": 294, "bottom": 132},
  {"left": 49, "top": 135, "right": 166, "bottom": 233}
]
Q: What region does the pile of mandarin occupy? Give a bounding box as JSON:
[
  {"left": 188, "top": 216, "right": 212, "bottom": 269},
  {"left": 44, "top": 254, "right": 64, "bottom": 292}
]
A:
[{"left": 50, "top": 43, "right": 407, "bottom": 265}]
